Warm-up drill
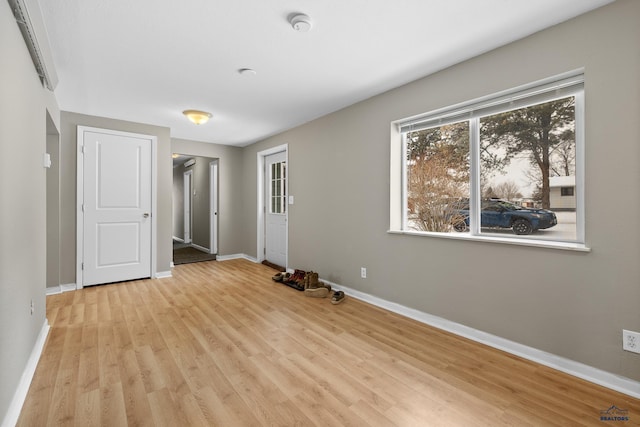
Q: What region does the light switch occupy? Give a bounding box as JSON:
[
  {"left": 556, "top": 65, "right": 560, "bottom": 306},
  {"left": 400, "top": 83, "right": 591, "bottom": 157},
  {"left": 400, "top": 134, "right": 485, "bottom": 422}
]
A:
[
  {"left": 288, "top": 195, "right": 294, "bottom": 205},
  {"left": 43, "top": 153, "right": 52, "bottom": 168}
]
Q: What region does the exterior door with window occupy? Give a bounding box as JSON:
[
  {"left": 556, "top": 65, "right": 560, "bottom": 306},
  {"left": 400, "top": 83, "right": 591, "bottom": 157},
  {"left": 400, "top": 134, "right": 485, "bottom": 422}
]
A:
[{"left": 265, "top": 152, "right": 287, "bottom": 267}]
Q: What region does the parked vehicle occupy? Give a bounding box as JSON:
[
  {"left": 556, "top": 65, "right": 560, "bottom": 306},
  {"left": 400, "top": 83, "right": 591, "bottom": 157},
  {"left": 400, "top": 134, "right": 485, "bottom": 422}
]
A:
[{"left": 451, "top": 199, "right": 557, "bottom": 235}]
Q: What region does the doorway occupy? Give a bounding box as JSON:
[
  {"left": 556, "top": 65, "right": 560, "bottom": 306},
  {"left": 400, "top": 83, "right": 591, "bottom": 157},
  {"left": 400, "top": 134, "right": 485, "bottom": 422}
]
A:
[
  {"left": 46, "top": 112, "right": 60, "bottom": 290},
  {"left": 172, "top": 154, "right": 219, "bottom": 265}
]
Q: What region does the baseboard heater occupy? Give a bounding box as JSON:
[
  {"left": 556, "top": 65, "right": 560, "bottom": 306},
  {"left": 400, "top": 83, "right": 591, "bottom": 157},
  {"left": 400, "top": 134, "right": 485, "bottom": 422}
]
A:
[{"left": 7, "top": 0, "right": 58, "bottom": 91}]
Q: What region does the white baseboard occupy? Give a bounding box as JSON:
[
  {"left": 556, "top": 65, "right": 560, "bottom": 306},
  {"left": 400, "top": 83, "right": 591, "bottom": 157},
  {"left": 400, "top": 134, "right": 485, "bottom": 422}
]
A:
[
  {"left": 155, "top": 271, "right": 172, "bottom": 279},
  {"left": 172, "top": 236, "right": 185, "bottom": 243},
  {"left": 1, "top": 320, "right": 50, "bottom": 427},
  {"left": 217, "top": 253, "right": 258, "bottom": 263},
  {"left": 322, "top": 279, "right": 640, "bottom": 399},
  {"left": 45, "top": 283, "right": 77, "bottom": 296},
  {"left": 190, "top": 243, "right": 211, "bottom": 254}
]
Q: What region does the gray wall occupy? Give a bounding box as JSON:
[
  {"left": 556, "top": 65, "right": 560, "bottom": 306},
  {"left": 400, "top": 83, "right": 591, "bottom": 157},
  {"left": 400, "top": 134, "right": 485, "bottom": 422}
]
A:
[
  {"left": 241, "top": 0, "right": 640, "bottom": 381},
  {"left": 58, "top": 112, "right": 173, "bottom": 284},
  {"left": 0, "top": 0, "right": 60, "bottom": 421},
  {"left": 172, "top": 139, "right": 244, "bottom": 256}
]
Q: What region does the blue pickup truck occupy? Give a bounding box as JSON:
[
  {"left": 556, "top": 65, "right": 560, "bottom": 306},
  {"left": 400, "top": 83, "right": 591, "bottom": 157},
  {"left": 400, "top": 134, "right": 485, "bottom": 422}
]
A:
[{"left": 451, "top": 199, "right": 557, "bottom": 235}]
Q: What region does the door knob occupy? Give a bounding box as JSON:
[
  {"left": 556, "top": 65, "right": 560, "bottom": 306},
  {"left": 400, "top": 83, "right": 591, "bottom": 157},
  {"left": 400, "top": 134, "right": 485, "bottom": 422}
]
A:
[{"left": 143, "top": 213, "right": 150, "bottom": 218}]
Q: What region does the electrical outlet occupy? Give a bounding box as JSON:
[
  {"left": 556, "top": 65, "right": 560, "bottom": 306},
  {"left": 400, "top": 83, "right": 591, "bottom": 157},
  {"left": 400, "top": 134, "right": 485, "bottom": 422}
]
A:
[
  {"left": 360, "top": 267, "right": 367, "bottom": 279},
  {"left": 622, "top": 330, "right": 640, "bottom": 354}
]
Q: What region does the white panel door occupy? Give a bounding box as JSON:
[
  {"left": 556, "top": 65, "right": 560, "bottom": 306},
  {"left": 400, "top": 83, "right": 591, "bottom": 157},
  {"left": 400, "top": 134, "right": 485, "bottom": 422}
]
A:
[
  {"left": 82, "top": 129, "right": 152, "bottom": 286},
  {"left": 265, "top": 152, "right": 287, "bottom": 267}
]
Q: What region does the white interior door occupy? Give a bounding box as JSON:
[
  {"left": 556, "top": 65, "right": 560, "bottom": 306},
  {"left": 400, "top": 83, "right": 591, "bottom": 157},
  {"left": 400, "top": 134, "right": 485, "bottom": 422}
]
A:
[
  {"left": 265, "top": 152, "right": 287, "bottom": 267},
  {"left": 210, "top": 160, "right": 218, "bottom": 254},
  {"left": 80, "top": 128, "right": 152, "bottom": 286},
  {"left": 184, "top": 170, "right": 192, "bottom": 244}
]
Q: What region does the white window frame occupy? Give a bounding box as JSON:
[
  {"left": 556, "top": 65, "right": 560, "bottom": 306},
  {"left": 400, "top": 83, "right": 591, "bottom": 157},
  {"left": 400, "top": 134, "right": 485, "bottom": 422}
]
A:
[
  {"left": 270, "top": 160, "right": 287, "bottom": 214},
  {"left": 390, "top": 70, "right": 589, "bottom": 252}
]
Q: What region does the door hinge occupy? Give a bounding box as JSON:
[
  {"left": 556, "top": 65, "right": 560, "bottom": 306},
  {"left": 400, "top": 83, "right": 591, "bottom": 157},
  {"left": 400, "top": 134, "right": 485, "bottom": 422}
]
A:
[
  {"left": 81, "top": 204, "right": 84, "bottom": 212},
  {"left": 80, "top": 145, "right": 85, "bottom": 154},
  {"left": 81, "top": 262, "right": 84, "bottom": 270}
]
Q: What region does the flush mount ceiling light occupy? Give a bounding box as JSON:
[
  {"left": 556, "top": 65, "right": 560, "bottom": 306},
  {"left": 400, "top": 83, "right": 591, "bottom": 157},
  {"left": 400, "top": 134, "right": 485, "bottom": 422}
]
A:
[
  {"left": 289, "top": 13, "right": 312, "bottom": 32},
  {"left": 183, "top": 109, "right": 212, "bottom": 125}
]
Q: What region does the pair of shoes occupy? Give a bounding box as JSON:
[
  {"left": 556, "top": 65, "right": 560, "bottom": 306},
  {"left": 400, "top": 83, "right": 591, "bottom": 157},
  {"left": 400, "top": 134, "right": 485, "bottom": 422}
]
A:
[
  {"left": 303, "top": 271, "right": 320, "bottom": 289},
  {"left": 284, "top": 269, "right": 306, "bottom": 291},
  {"left": 304, "top": 286, "right": 329, "bottom": 298},
  {"left": 331, "top": 291, "right": 345, "bottom": 305},
  {"left": 272, "top": 272, "right": 289, "bottom": 282},
  {"left": 304, "top": 277, "right": 332, "bottom": 298}
]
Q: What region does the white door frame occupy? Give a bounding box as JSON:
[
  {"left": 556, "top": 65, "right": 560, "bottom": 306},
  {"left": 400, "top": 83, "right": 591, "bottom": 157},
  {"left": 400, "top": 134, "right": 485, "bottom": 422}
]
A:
[
  {"left": 76, "top": 126, "right": 157, "bottom": 289},
  {"left": 184, "top": 169, "right": 193, "bottom": 244},
  {"left": 257, "top": 144, "right": 288, "bottom": 265},
  {"left": 210, "top": 160, "right": 219, "bottom": 254}
]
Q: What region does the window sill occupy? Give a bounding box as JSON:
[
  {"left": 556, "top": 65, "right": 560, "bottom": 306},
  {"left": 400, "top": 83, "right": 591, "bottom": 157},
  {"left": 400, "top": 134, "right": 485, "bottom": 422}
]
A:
[{"left": 387, "top": 229, "right": 591, "bottom": 252}]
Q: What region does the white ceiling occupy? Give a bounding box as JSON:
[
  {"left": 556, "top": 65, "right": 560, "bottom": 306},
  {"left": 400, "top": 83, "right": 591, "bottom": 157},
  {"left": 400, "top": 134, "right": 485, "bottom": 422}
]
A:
[{"left": 37, "top": 0, "right": 613, "bottom": 147}]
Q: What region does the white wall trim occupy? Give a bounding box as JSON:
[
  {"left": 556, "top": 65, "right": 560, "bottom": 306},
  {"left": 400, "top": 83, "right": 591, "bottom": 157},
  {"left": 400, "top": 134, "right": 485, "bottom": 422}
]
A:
[
  {"left": 323, "top": 279, "right": 640, "bottom": 399},
  {"left": 172, "top": 236, "right": 185, "bottom": 243},
  {"left": 1, "top": 320, "right": 50, "bottom": 427},
  {"left": 155, "top": 271, "right": 172, "bottom": 279},
  {"left": 217, "top": 253, "right": 259, "bottom": 263},
  {"left": 209, "top": 160, "right": 219, "bottom": 255},
  {"left": 191, "top": 243, "right": 210, "bottom": 253},
  {"left": 45, "top": 283, "right": 77, "bottom": 296}
]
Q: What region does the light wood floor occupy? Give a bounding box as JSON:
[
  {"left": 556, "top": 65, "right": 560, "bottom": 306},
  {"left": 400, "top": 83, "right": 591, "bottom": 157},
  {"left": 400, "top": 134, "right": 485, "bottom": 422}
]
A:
[{"left": 18, "top": 259, "right": 639, "bottom": 426}]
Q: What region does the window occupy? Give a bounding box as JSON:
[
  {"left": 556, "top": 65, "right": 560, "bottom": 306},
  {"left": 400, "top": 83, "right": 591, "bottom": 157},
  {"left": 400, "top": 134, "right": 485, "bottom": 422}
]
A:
[
  {"left": 561, "top": 187, "right": 574, "bottom": 197},
  {"left": 395, "top": 72, "right": 584, "bottom": 246},
  {"left": 270, "top": 161, "right": 286, "bottom": 214}
]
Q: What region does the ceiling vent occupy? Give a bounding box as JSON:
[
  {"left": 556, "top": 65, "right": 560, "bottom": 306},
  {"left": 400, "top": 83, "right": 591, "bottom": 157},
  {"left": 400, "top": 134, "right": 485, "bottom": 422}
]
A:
[{"left": 8, "top": 0, "right": 58, "bottom": 91}]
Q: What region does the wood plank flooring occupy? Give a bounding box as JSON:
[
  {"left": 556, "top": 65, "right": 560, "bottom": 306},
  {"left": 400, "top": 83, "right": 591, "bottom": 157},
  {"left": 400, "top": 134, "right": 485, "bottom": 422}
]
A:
[{"left": 17, "top": 259, "right": 640, "bottom": 426}]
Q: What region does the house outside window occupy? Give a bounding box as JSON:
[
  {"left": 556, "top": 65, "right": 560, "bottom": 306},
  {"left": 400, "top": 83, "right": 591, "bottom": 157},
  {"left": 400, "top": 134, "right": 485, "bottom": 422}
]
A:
[
  {"left": 394, "top": 71, "right": 584, "bottom": 246},
  {"left": 561, "top": 187, "right": 574, "bottom": 196}
]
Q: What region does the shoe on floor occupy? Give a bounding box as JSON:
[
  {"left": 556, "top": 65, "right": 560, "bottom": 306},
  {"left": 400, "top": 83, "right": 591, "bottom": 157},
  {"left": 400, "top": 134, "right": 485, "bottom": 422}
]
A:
[
  {"left": 272, "top": 272, "right": 289, "bottom": 282},
  {"left": 331, "top": 291, "right": 345, "bottom": 305},
  {"left": 304, "top": 286, "right": 329, "bottom": 298},
  {"left": 304, "top": 271, "right": 320, "bottom": 289}
]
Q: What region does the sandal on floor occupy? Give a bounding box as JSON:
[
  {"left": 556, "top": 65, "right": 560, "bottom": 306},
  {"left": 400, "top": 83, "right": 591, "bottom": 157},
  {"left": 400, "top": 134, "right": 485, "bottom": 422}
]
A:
[
  {"left": 331, "top": 291, "right": 345, "bottom": 305},
  {"left": 272, "top": 272, "right": 289, "bottom": 282}
]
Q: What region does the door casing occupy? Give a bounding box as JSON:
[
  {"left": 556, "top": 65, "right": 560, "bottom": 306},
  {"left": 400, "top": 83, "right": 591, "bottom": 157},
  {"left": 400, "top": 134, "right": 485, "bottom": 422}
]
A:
[
  {"left": 184, "top": 169, "right": 193, "bottom": 244},
  {"left": 210, "top": 160, "right": 219, "bottom": 254}
]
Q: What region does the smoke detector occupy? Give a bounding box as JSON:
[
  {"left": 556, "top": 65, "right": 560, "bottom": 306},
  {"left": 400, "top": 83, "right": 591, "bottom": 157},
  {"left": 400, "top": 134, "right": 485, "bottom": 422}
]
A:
[{"left": 290, "top": 13, "right": 312, "bottom": 32}]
